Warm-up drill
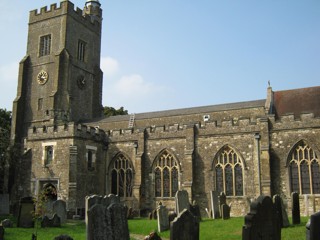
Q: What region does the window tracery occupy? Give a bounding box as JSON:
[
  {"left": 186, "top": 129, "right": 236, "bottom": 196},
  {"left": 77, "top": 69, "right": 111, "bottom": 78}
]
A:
[
  {"left": 154, "top": 150, "right": 179, "bottom": 198},
  {"left": 214, "top": 146, "right": 244, "bottom": 196},
  {"left": 110, "top": 153, "right": 133, "bottom": 198},
  {"left": 289, "top": 141, "right": 320, "bottom": 194}
]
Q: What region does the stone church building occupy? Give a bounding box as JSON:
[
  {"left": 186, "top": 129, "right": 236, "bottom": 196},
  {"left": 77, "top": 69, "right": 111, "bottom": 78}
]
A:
[{"left": 11, "top": 0, "right": 320, "bottom": 217}]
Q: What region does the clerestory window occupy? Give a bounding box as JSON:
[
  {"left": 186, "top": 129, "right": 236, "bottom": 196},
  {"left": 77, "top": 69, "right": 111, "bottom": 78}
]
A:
[
  {"left": 39, "top": 34, "right": 51, "bottom": 56},
  {"left": 289, "top": 141, "right": 320, "bottom": 194},
  {"left": 214, "top": 146, "right": 244, "bottom": 196},
  {"left": 154, "top": 150, "right": 179, "bottom": 198},
  {"left": 110, "top": 153, "right": 133, "bottom": 198}
]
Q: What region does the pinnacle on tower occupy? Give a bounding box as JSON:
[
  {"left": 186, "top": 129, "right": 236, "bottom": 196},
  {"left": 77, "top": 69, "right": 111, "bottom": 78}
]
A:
[{"left": 84, "top": 0, "right": 102, "bottom": 23}]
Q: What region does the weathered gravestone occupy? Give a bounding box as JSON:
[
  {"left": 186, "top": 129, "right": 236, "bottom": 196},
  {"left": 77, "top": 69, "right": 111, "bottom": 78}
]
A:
[
  {"left": 210, "top": 190, "right": 220, "bottom": 219},
  {"left": 0, "top": 194, "right": 10, "bottom": 215},
  {"left": 41, "top": 214, "right": 61, "bottom": 228},
  {"left": 190, "top": 200, "right": 201, "bottom": 222},
  {"left": 170, "top": 209, "right": 199, "bottom": 240},
  {"left": 0, "top": 225, "right": 4, "bottom": 240},
  {"left": 291, "top": 192, "right": 300, "bottom": 224},
  {"left": 53, "top": 200, "right": 67, "bottom": 224},
  {"left": 87, "top": 194, "right": 129, "bottom": 240},
  {"left": 273, "top": 194, "right": 289, "bottom": 228},
  {"left": 17, "top": 197, "right": 35, "bottom": 228},
  {"left": 175, "top": 190, "right": 190, "bottom": 215},
  {"left": 306, "top": 211, "right": 320, "bottom": 240},
  {"left": 157, "top": 202, "right": 169, "bottom": 232},
  {"left": 85, "top": 195, "right": 104, "bottom": 240},
  {"left": 242, "top": 195, "right": 281, "bottom": 240}
]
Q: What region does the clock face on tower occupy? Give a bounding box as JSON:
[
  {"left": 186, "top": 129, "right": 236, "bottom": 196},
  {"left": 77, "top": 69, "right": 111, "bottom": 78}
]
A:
[{"left": 37, "top": 70, "right": 49, "bottom": 85}]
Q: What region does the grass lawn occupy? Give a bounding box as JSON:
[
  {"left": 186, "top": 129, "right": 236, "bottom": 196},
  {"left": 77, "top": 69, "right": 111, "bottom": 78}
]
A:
[{"left": 1, "top": 216, "right": 308, "bottom": 240}]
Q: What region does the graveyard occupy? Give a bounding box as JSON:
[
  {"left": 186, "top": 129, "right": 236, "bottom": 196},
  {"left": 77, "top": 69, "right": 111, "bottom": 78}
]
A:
[{"left": 0, "top": 191, "right": 317, "bottom": 240}]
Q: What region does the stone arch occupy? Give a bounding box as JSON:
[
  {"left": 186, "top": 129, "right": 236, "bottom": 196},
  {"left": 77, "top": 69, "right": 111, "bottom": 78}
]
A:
[
  {"left": 151, "top": 149, "right": 181, "bottom": 198},
  {"left": 212, "top": 145, "right": 245, "bottom": 196},
  {"left": 108, "top": 152, "right": 134, "bottom": 198},
  {"left": 286, "top": 139, "right": 320, "bottom": 194}
]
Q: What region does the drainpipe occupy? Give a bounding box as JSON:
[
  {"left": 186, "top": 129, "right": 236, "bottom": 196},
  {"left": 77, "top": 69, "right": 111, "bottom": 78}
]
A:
[{"left": 254, "top": 133, "right": 262, "bottom": 196}]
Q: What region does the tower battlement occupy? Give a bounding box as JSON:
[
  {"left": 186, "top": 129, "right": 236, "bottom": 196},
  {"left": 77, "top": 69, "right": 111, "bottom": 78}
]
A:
[{"left": 29, "top": 1, "right": 101, "bottom": 31}]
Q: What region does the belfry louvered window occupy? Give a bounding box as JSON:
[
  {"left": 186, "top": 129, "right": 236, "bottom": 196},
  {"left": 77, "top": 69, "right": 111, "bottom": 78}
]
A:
[
  {"left": 111, "top": 154, "right": 133, "bottom": 198},
  {"left": 289, "top": 141, "right": 320, "bottom": 194},
  {"left": 154, "top": 150, "right": 179, "bottom": 198},
  {"left": 39, "top": 34, "right": 51, "bottom": 56},
  {"left": 214, "top": 146, "right": 244, "bottom": 196}
]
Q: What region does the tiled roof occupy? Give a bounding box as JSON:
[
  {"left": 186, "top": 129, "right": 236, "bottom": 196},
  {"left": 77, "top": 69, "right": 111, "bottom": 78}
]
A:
[
  {"left": 273, "top": 86, "right": 320, "bottom": 118},
  {"left": 92, "top": 99, "right": 266, "bottom": 123}
]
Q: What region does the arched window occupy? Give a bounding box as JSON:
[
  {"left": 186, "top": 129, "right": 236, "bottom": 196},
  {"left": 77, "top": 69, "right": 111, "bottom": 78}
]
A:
[
  {"left": 288, "top": 141, "right": 320, "bottom": 194},
  {"left": 154, "top": 150, "right": 179, "bottom": 198},
  {"left": 110, "top": 153, "right": 133, "bottom": 198},
  {"left": 214, "top": 146, "right": 244, "bottom": 196}
]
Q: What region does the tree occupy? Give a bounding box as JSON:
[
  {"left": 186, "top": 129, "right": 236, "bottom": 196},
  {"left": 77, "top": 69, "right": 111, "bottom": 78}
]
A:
[
  {"left": 0, "top": 108, "right": 11, "bottom": 193},
  {"left": 103, "top": 106, "right": 128, "bottom": 117}
]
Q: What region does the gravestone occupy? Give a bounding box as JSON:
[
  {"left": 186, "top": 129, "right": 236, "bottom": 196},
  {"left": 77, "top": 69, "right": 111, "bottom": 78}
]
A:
[
  {"left": 17, "top": 197, "right": 35, "bottom": 228},
  {"left": 175, "top": 190, "right": 190, "bottom": 215},
  {"left": 273, "top": 194, "right": 289, "bottom": 228},
  {"left": 168, "top": 211, "right": 177, "bottom": 224},
  {"left": 210, "top": 191, "right": 220, "bottom": 219},
  {"left": 306, "top": 211, "right": 320, "bottom": 240},
  {"left": 41, "top": 214, "right": 61, "bottom": 228},
  {"left": 54, "top": 235, "right": 74, "bottom": 240},
  {"left": 1, "top": 219, "right": 13, "bottom": 228},
  {"left": 221, "top": 204, "right": 230, "bottom": 220},
  {"left": 0, "top": 225, "right": 4, "bottom": 240},
  {"left": 219, "top": 192, "right": 227, "bottom": 212},
  {"left": 44, "top": 199, "right": 54, "bottom": 217},
  {"left": 157, "top": 202, "right": 169, "bottom": 232},
  {"left": 85, "top": 195, "right": 104, "bottom": 240},
  {"left": 170, "top": 209, "right": 199, "bottom": 240},
  {"left": 107, "top": 203, "right": 130, "bottom": 240},
  {"left": 53, "top": 200, "right": 67, "bottom": 224},
  {"left": 190, "top": 200, "right": 201, "bottom": 222},
  {"left": 291, "top": 192, "right": 300, "bottom": 224},
  {"left": 86, "top": 194, "right": 129, "bottom": 240},
  {"left": 242, "top": 195, "right": 281, "bottom": 240},
  {"left": 0, "top": 194, "right": 9, "bottom": 215}
]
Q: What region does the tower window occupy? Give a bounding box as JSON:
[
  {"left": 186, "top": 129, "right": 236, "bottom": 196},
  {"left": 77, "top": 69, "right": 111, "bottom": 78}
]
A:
[
  {"left": 78, "top": 40, "right": 86, "bottom": 62},
  {"left": 39, "top": 34, "right": 51, "bottom": 56},
  {"left": 38, "top": 98, "right": 43, "bottom": 111},
  {"left": 86, "top": 146, "right": 97, "bottom": 171},
  {"left": 45, "top": 146, "right": 53, "bottom": 166}
]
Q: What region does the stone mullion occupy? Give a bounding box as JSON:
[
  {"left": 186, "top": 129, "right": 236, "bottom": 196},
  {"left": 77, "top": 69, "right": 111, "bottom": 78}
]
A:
[
  {"left": 309, "top": 161, "right": 313, "bottom": 195},
  {"left": 298, "top": 163, "right": 302, "bottom": 194}
]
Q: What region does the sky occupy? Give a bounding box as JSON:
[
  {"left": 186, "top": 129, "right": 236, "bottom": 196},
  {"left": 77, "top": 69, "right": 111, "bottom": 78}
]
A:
[{"left": 0, "top": 0, "right": 319, "bottom": 114}]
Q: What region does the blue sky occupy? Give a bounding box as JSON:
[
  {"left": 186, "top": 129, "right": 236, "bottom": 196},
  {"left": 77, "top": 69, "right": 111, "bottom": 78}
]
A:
[{"left": 0, "top": 0, "right": 319, "bottom": 113}]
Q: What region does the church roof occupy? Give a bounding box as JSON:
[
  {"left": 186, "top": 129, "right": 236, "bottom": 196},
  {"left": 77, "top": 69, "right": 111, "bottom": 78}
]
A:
[
  {"left": 273, "top": 86, "right": 320, "bottom": 118},
  {"left": 94, "top": 99, "right": 266, "bottom": 123}
]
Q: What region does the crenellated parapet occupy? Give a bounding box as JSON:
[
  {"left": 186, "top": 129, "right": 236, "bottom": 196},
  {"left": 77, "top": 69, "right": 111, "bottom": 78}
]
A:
[
  {"left": 27, "top": 122, "right": 106, "bottom": 141},
  {"left": 29, "top": 1, "right": 101, "bottom": 32},
  {"left": 270, "top": 112, "right": 320, "bottom": 130}
]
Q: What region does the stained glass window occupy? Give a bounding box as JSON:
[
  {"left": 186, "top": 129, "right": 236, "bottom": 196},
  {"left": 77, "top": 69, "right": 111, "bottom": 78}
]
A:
[
  {"left": 110, "top": 153, "right": 133, "bottom": 198},
  {"left": 214, "top": 146, "right": 244, "bottom": 196},
  {"left": 288, "top": 141, "right": 319, "bottom": 194},
  {"left": 153, "top": 150, "right": 179, "bottom": 198}
]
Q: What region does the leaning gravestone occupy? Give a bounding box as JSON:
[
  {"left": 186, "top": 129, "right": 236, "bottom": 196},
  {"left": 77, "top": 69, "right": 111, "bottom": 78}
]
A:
[
  {"left": 242, "top": 195, "right": 281, "bottom": 240},
  {"left": 170, "top": 209, "right": 199, "bottom": 240},
  {"left": 157, "top": 202, "right": 169, "bottom": 232},
  {"left": 291, "top": 192, "right": 300, "bottom": 224},
  {"left": 0, "top": 194, "right": 10, "bottom": 215},
  {"left": 53, "top": 200, "right": 67, "bottom": 224},
  {"left": 306, "top": 211, "right": 320, "bottom": 240},
  {"left": 175, "top": 190, "right": 190, "bottom": 215},
  {"left": 17, "top": 197, "right": 35, "bottom": 228},
  {"left": 273, "top": 194, "right": 289, "bottom": 228},
  {"left": 210, "top": 191, "right": 220, "bottom": 219}
]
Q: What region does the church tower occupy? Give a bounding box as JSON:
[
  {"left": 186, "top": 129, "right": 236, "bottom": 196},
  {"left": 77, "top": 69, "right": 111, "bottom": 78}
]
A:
[{"left": 11, "top": 0, "right": 103, "bottom": 143}]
